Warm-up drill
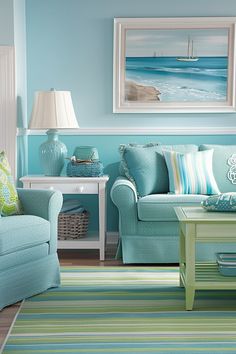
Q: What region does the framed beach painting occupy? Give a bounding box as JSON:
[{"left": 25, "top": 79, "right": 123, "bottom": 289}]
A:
[{"left": 113, "top": 17, "right": 236, "bottom": 113}]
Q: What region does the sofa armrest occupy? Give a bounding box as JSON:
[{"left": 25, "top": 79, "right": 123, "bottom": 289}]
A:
[
  {"left": 17, "top": 188, "right": 63, "bottom": 254},
  {"left": 111, "top": 177, "right": 138, "bottom": 203},
  {"left": 110, "top": 177, "right": 138, "bottom": 235}
]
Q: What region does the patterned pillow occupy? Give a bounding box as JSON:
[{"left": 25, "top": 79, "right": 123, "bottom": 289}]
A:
[
  {"left": 163, "top": 149, "right": 220, "bottom": 195},
  {"left": 0, "top": 151, "right": 22, "bottom": 216},
  {"left": 202, "top": 193, "right": 236, "bottom": 211},
  {"left": 199, "top": 144, "right": 236, "bottom": 193}
]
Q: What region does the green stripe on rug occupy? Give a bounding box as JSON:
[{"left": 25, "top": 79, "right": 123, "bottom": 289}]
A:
[{"left": 3, "top": 266, "right": 236, "bottom": 353}]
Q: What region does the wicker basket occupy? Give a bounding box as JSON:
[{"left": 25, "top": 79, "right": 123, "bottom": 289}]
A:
[
  {"left": 58, "top": 211, "right": 89, "bottom": 240},
  {"left": 66, "top": 161, "right": 104, "bottom": 177}
]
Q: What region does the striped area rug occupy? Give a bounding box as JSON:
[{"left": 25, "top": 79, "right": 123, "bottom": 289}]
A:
[{"left": 3, "top": 266, "right": 236, "bottom": 353}]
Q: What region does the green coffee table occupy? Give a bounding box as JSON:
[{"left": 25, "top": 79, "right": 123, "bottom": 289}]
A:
[{"left": 175, "top": 206, "right": 236, "bottom": 311}]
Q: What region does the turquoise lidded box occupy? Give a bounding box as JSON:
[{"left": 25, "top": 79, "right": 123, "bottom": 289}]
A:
[
  {"left": 68, "top": 146, "right": 102, "bottom": 177},
  {"left": 73, "top": 146, "right": 99, "bottom": 161}
]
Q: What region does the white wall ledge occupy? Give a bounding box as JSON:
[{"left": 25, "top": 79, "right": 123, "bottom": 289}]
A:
[{"left": 18, "top": 127, "right": 236, "bottom": 136}]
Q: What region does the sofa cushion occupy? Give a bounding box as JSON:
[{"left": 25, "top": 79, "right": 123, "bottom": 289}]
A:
[
  {"left": 0, "top": 215, "right": 50, "bottom": 255},
  {"left": 199, "top": 144, "right": 236, "bottom": 193},
  {"left": 120, "top": 143, "right": 198, "bottom": 197},
  {"left": 0, "top": 151, "right": 22, "bottom": 216},
  {"left": 138, "top": 194, "right": 208, "bottom": 221},
  {"left": 163, "top": 149, "right": 220, "bottom": 195}
]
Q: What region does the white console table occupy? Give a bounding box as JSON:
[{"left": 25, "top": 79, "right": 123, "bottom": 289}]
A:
[{"left": 20, "top": 175, "right": 109, "bottom": 261}]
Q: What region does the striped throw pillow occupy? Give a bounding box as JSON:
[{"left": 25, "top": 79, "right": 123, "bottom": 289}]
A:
[{"left": 163, "top": 149, "right": 220, "bottom": 195}]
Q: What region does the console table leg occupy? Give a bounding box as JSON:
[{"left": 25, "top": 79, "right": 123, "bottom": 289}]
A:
[
  {"left": 99, "top": 248, "right": 105, "bottom": 261},
  {"left": 99, "top": 182, "right": 106, "bottom": 261}
]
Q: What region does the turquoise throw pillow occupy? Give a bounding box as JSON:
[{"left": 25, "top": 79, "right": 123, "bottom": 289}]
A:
[
  {"left": 163, "top": 149, "right": 220, "bottom": 195},
  {"left": 202, "top": 193, "right": 236, "bottom": 211},
  {"left": 119, "top": 143, "right": 199, "bottom": 197},
  {"left": 119, "top": 143, "right": 165, "bottom": 197}
]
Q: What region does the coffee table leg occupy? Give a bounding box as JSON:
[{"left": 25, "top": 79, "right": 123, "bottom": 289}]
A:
[
  {"left": 179, "top": 228, "right": 185, "bottom": 288},
  {"left": 186, "top": 287, "right": 195, "bottom": 311},
  {"left": 185, "top": 224, "right": 196, "bottom": 311}
]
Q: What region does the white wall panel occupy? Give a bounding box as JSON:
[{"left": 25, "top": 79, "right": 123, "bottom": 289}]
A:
[{"left": 0, "top": 46, "right": 16, "bottom": 178}]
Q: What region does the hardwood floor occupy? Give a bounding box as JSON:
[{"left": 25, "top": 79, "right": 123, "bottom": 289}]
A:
[
  {"left": 0, "top": 250, "right": 122, "bottom": 351},
  {"left": 0, "top": 304, "right": 20, "bottom": 352},
  {"left": 58, "top": 249, "right": 122, "bottom": 266}
]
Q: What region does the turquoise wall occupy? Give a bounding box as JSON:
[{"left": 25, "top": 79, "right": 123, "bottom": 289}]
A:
[
  {"left": 26, "top": 0, "right": 236, "bottom": 128},
  {"left": 25, "top": 0, "right": 236, "bottom": 232}
]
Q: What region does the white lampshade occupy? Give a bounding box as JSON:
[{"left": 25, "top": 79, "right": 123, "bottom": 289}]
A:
[{"left": 29, "top": 90, "right": 79, "bottom": 129}]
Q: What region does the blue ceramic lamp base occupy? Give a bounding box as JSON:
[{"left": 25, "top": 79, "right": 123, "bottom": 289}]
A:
[{"left": 39, "top": 129, "right": 67, "bottom": 176}]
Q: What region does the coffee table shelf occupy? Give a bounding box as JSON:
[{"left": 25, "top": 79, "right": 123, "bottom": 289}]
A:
[{"left": 180, "top": 262, "right": 236, "bottom": 289}]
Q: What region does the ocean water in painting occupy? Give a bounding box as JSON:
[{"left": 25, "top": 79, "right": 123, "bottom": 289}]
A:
[{"left": 125, "top": 56, "right": 227, "bottom": 102}]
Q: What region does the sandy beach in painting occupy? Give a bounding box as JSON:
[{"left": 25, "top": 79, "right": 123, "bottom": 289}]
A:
[{"left": 125, "top": 80, "right": 160, "bottom": 102}]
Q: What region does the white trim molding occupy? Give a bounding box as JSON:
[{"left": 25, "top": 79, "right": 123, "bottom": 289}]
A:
[
  {"left": 0, "top": 46, "right": 16, "bottom": 178},
  {"left": 19, "top": 126, "right": 236, "bottom": 136}
]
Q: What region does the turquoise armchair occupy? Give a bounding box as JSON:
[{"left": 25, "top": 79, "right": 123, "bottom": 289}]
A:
[{"left": 0, "top": 188, "right": 63, "bottom": 310}]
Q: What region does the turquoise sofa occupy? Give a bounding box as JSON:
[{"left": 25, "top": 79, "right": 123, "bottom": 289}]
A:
[
  {"left": 0, "top": 188, "right": 63, "bottom": 310},
  {"left": 111, "top": 144, "right": 236, "bottom": 264}
]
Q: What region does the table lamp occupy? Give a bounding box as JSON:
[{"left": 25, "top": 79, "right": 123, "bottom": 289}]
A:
[{"left": 29, "top": 89, "right": 79, "bottom": 176}]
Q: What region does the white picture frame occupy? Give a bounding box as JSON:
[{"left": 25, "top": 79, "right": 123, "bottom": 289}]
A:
[{"left": 113, "top": 17, "right": 236, "bottom": 113}]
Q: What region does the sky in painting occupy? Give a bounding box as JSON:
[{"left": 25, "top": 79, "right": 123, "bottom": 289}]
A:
[{"left": 126, "top": 28, "right": 229, "bottom": 57}]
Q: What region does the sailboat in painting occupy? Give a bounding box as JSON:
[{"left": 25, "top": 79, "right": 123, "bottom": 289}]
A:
[{"left": 176, "top": 36, "right": 199, "bottom": 62}]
